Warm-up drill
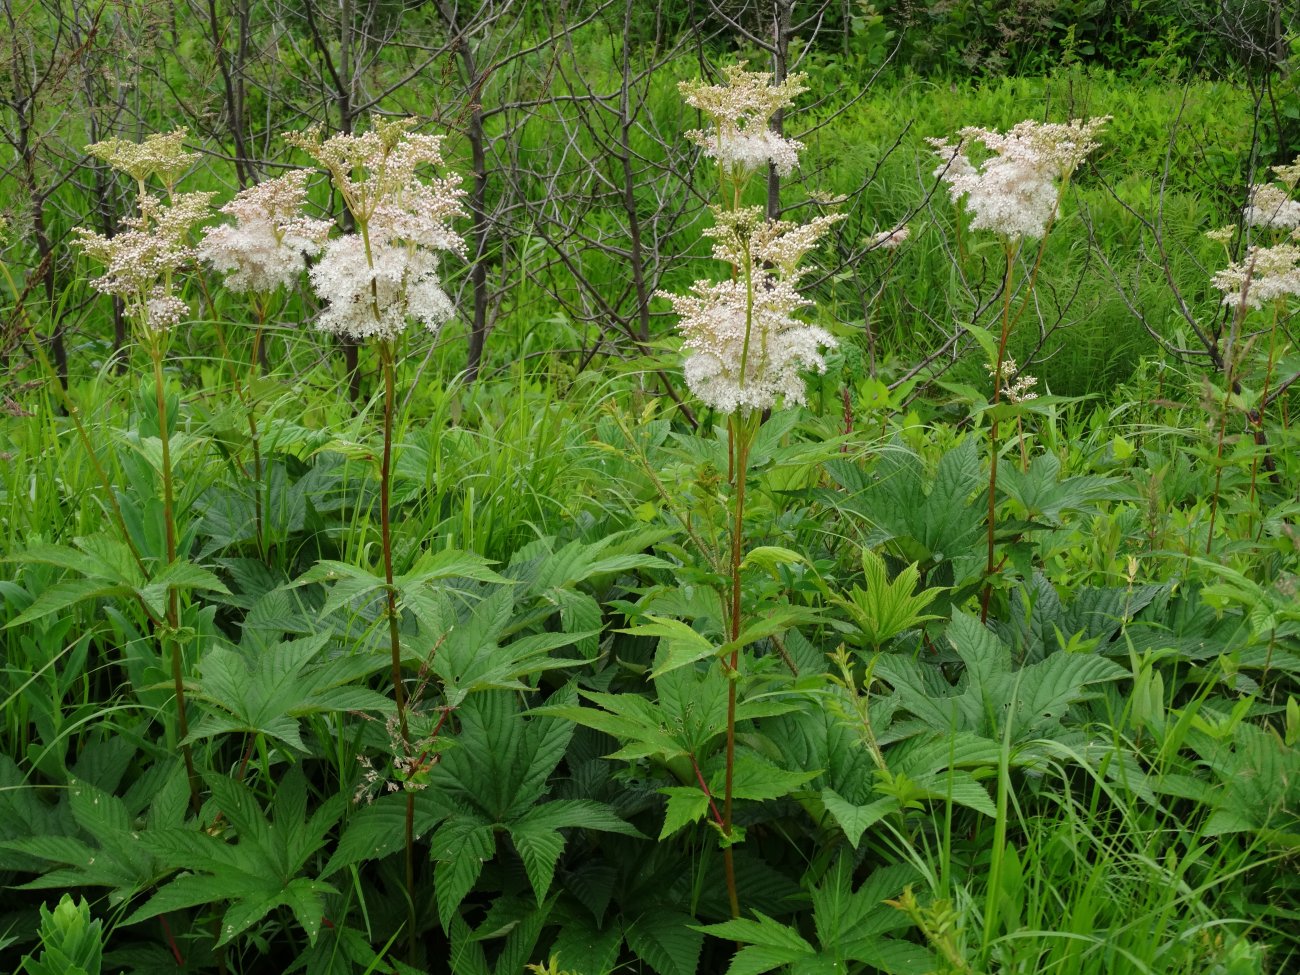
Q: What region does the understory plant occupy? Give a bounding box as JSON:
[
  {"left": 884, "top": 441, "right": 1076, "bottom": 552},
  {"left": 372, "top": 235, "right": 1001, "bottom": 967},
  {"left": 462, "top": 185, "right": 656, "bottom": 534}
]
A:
[{"left": 1, "top": 46, "right": 1299, "bottom": 975}]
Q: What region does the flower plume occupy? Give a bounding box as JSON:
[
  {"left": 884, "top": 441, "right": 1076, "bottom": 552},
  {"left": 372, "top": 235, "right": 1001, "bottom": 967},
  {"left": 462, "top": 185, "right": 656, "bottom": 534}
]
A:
[{"left": 929, "top": 117, "right": 1109, "bottom": 240}]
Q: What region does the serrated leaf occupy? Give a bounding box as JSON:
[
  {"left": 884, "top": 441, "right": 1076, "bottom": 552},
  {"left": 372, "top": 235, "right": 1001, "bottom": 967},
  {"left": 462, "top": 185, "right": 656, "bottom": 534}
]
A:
[
  {"left": 625, "top": 911, "right": 704, "bottom": 975},
  {"left": 629, "top": 617, "right": 716, "bottom": 678},
  {"left": 820, "top": 790, "right": 896, "bottom": 848},
  {"left": 658, "top": 787, "right": 711, "bottom": 840}
]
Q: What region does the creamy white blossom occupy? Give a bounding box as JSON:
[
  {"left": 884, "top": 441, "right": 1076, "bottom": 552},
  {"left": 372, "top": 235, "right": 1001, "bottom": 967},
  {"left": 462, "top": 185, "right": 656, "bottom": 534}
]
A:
[
  {"left": 988, "top": 357, "right": 1039, "bottom": 403},
  {"left": 73, "top": 191, "right": 214, "bottom": 331},
  {"left": 664, "top": 277, "right": 835, "bottom": 413},
  {"left": 869, "top": 225, "right": 910, "bottom": 249},
  {"left": 199, "top": 171, "right": 333, "bottom": 293},
  {"left": 1272, "top": 156, "right": 1300, "bottom": 191},
  {"left": 86, "top": 127, "right": 197, "bottom": 191},
  {"left": 659, "top": 207, "right": 840, "bottom": 413},
  {"left": 1212, "top": 242, "right": 1300, "bottom": 310},
  {"left": 1243, "top": 182, "right": 1300, "bottom": 230},
  {"left": 929, "top": 117, "right": 1109, "bottom": 241},
  {"left": 286, "top": 118, "right": 466, "bottom": 341},
  {"left": 680, "top": 63, "right": 807, "bottom": 177}
]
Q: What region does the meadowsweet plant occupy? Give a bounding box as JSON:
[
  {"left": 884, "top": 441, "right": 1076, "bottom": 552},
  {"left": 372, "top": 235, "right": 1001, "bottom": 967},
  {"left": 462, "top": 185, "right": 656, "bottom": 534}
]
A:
[
  {"left": 199, "top": 171, "right": 333, "bottom": 553},
  {"left": 286, "top": 115, "right": 466, "bottom": 956},
  {"left": 73, "top": 129, "right": 214, "bottom": 812},
  {"left": 680, "top": 62, "right": 808, "bottom": 180},
  {"left": 657, "top": 64, "right": 837, "bottom": 920},
  {"left": 1204, "top": 161, "right": 1300, "bottom": 543},
  {"left": 930, "top": 116, "right": 1107, "bottom": 617}
]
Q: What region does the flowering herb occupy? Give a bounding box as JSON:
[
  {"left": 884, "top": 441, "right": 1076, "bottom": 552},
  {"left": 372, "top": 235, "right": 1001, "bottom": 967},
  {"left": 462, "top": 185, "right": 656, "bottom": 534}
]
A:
[
  {"left": 198, "top": 170, "right": 333, "bottom": 294},
  {"left": 929, "top": 117, "right": 1109, "bottom": 241},
  {"left": 285, "top": 117, "right": 468, "bottom": 342}
]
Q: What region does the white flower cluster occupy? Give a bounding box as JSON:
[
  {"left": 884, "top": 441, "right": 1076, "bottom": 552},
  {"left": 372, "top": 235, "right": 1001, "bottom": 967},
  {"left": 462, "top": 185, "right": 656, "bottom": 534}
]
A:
[
  {"left": 680, "top": 63, "right": 807, "bottom": 177},
  {"left": 1212, "top": 242, "right": 1300, "bottom": 310},
  {"left": 198, "top": 171, "right": 333, "bottom": 293},
  {"left": 869, "top": 225, "right": 909, "bottom": 249},
  {"left": 659, "top": 206, "right": 841, "bottom": 414},
  {"left": 86, "top": 127, "right": 197, "bottom": 192},
  {"left": 286, "top": 118, "right": 467, "bottom": 342},
  {"left": 74, "top": 191, "right": 214, "bottom": 332},
  {"left": 1243, "top": 182, "right": 1300, "bottom": 230},
  {"left": 988, "top": 356, "right": 1039, "bottom": 403},
  {"left": 929, "top": 117, "right": 1109, "bottom": 241}
]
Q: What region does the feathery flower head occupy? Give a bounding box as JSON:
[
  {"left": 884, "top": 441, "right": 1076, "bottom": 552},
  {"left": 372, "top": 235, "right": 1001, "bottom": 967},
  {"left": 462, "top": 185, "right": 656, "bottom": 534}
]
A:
[
  {"left": 1212, "top": 242, "right": 1300, "bottom": 310},
  {"left": 286, "top": 117, "right": 467, "bottom": 342},
  {"left": 284, "top": 118, "right": 464, "bottom": 237},
  {"left": 309, "top": 239, "right": 454, "bottom": 342},
  {"left": 1205, "top": 225, "right": 1236, "bottom": 246},
  {"left": 73, "top": 191, "right": 215, "bottom": 331},
  {"left": 928, "top": 117, "right": 1109, "bottom": 241},
  {"left": 1273, "top": 156, "right": 1300, "bottom": 191},
  {"left": 869, "top": 224, "right": 910, "bottom": 249},
  {"left": 704, "top": 206, "right": 844, "bottom": 278},
  {"left": 660, "top": 207, "right": 840, "bottom": 414},
  {"left": 661, "top": 277, "right": 834, "bottom": 414},
  {"left": 199, "top": 171, "right": 333, "bottom": 293},
  {"left": 87, "top": 127, "right": 197, "bottom": 190},
  {"left": 680, "top": 63, "right": 808, "bottom": 177},
  {"left": 988, "top": 356, "right": 1039, "bottom": 402},
  {"left": 1243, "top": 182, "right": 1300, "bottom": 230}
]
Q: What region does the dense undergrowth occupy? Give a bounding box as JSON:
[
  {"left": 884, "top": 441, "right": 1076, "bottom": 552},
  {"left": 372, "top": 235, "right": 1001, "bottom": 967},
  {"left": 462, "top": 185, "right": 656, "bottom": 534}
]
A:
[{"left": 2, "top": 4, "right": 1300, "bottom": 975}]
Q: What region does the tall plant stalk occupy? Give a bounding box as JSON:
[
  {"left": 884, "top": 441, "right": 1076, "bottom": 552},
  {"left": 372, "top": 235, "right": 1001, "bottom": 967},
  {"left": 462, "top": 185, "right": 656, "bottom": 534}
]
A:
[
  {"left": 981, "top": 244, "right": 1016, "bottom": 622},
  {"left": 378, "top": 339, "right": 417, "bottom": 961},
  {"left": 721, "top": 409, "right": 756, "bottom": 920},
  {"left": 147, "top": 332, "right": 201, "bottom": 814}
]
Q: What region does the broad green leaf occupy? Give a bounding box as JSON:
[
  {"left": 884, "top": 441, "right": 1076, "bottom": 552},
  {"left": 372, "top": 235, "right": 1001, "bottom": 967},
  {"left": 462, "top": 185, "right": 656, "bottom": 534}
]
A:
[
  {"left": 658, "top": 788, "right": 711, "bottom": 840},
  {"left": 629, "top": 617, "right": 716, "bottom": 678},
  {"left": 820, "top": 790, "right": 896, "bottom": 848},
  {"left": 432, "top": 815, "right": 495, "bottom": 929},
  {"left": 625, "top": 911, "right": 704, "bottom": 975}
]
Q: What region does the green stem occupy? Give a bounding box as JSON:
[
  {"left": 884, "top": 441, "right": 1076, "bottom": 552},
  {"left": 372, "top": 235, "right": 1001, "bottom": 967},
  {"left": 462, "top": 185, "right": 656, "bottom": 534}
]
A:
[
  {"left": 150, "top": 336, "right": 200, "bottom": 815},
  {"left": 981, "top": 244, "right": 1016, "bottom": 622},
  {"left": 379, "top": 341, "right": 416, "bottom": 961},
  {"left": 721, "top": 412, "right": 754, "bottom": 921}
]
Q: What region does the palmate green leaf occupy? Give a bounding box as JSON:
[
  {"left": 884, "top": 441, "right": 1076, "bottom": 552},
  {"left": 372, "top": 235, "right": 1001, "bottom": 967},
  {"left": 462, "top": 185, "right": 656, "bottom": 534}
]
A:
[
  {"left": 819, "top": 790, "right": 897, "bottom": 848},
  {"left": 8, "top": 537, "right": 143, "bottom": 586},
  {"left": 419, "top": 589, "right": 588, "bottom": 703},
  {"left": 509, "top": 800, "right": 641, "bottom": 903},
  {"left": 696, "top": 913, "right": 815, "bottom": 975},
  {"left": 431, "top": 814, "right": 496, "bottom": 930},
  {"left": 0, "top": 774, "right": 185, "bottom": 904},
  {"left": 998, "top": 453, "right": 1125, "bottom": 526},
  {"left": 520, "top": 529, "right": 672, "bottom": 592},
  {"left": 5, "top": 578, "right": 136, "bottom": 628},
  {"left": 293, "top": 560, "right": 387, "bottom": 618},
  {"left": 741, "top": 546, "right": 809, "bottom": 576},
  {"left": 137, "top": 559, "right": 230, "bottom": 618},
  {"left": 186, "top": 635, "right": 392, "bottom": 751},
  {"left": 322, "top": 791, "right": 452, "bottom": 878},
  {"left": 537, "top": 692, "right": 686, "bottom": 763},
  {"left": 634, "top": 617, "right": 717, "bottom": 678},
  {"left": 658, "top": 788, "right": 712, "bottom": 840},
  {"left": 556, "top": 588, "right": 603, "bottom": 659},
  {"left": 551, "top": 916, "right": 623, "bottom": 975},
  {"left": 433, "top": 689, "right": 577, "bottom": 821},
  {"left": 724, "top": 755, "right": 821, "bottom": 802},
  {"left": 832, "top": 548, "right": 944, "bottom": 648},
  {"left": 879, "top": 611, "right": 1126, "bottom": 743},
  {"left": 807, "top": 858, "right": 933, "bottom": 975},
  {"left": 131, "top": 770, "right": 341, "bottom": 947},
  {"left": 508, "top": 821, "right": 566, "bottom": 903},
  {"left": 625, "top": 911, "right": 704, "bottom": 975},
  {"left": 397, "top": 548, "right": 509, "bottom": 588}
]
